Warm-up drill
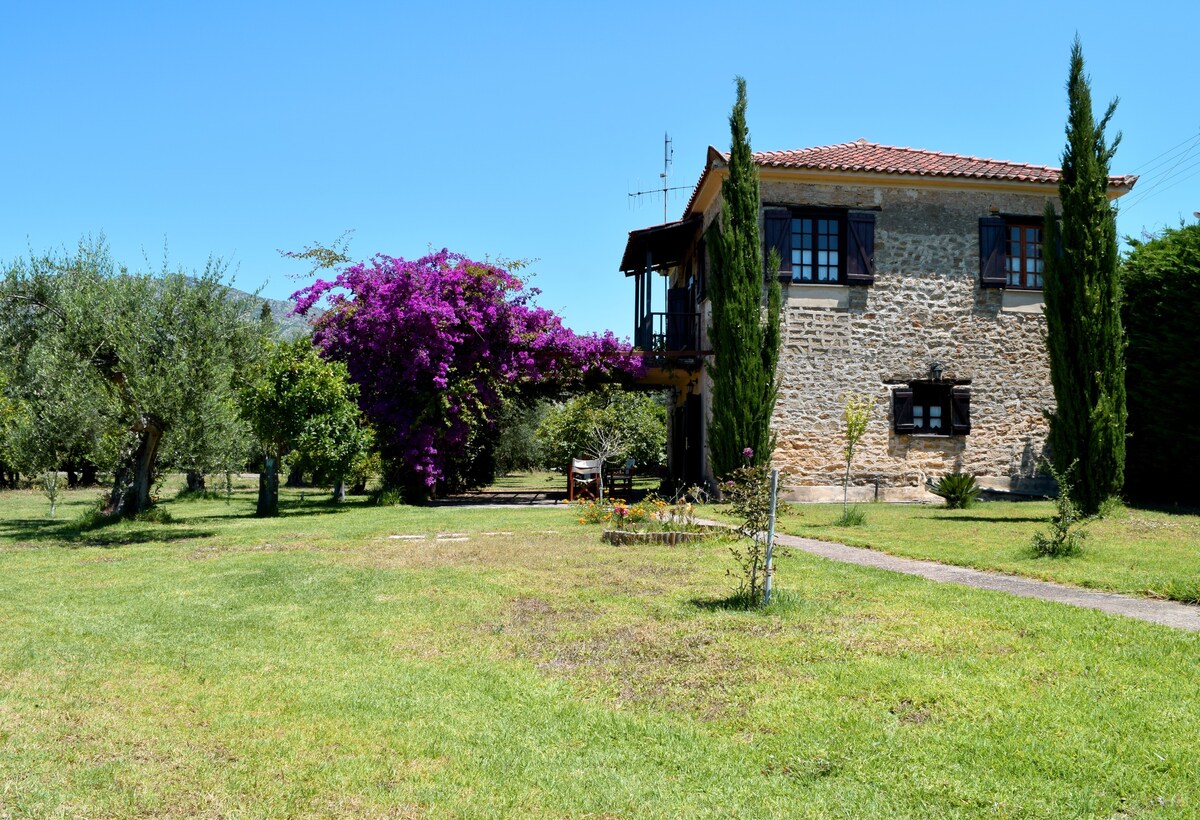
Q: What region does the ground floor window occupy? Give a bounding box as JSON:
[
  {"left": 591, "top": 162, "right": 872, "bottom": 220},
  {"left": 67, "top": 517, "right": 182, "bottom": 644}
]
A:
[{"left": 893, "top": 384, "right": 970, "bottom": 435}]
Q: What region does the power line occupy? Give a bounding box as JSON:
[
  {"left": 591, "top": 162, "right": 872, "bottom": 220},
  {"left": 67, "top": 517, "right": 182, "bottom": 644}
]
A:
[
  {"left": 1129, "top": 129, "right": 1200, "bottom": 174},
  {"left": 1122, "top": 153, "right": 1200, "bottom": 212},
  {"left": 1123, "top": 163, "right": 1200, "bottom": 213},
  {"left": 1120, "top": 128, "right": 1200, "bottom": 213}
]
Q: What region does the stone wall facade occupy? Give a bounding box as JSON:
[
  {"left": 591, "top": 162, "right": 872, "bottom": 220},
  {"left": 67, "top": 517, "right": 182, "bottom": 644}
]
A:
[{"left": 699, "top": 178, "right": 1058, "bottom": 501}]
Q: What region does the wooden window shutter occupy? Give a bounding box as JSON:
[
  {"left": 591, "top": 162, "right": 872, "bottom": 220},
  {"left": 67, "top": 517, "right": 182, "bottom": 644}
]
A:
[
  {"left": 666, "top": 287, "right": 688, "bottom": 350},
  {"left": 893, "top": 388, "right": 914, "bottom": 433},
  {"left": 846, "top": 212, "right": 876, "bottom": 285},
  {"left": 763, "top": 207, "right": 791, "bottom": 280},
  {"left": 979, "top": 217, "right": 1006, "bottom": 288},
  {"left": 951, "top": 388, "right": 971, "bottom": 435}
]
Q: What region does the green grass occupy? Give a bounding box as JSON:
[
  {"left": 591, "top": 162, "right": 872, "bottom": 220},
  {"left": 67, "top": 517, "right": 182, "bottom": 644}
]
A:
[
  {"left": 770, "top": 501, "right": 1200, "bottom": 604},
  {"left": 1, "top": 485, "right": 1199, "bottom": 816}
]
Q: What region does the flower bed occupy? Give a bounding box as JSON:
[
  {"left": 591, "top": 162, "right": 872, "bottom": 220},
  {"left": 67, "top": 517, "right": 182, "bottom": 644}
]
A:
[{"left": 573, "top": 495, "right": 718, "bottom": 545}]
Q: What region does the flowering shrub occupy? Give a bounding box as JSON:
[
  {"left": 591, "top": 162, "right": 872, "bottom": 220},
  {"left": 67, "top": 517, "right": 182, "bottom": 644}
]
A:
[
  {"left": 292, "top": 251, "right": 644, "bottom": 500},
  {"left": 573, "top": 494, "right": 704, "bottom": 533},
  {"left": 573, "top": 497, "right": 650, "bottom": 527}
]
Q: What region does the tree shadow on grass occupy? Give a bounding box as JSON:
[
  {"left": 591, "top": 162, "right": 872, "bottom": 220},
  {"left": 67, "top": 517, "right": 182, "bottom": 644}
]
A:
[
  {"left": 690, "top": 592, "right": 764, "bottom": 612},
  {"left": 0, "top": 517, "right": 215, "bottom": 549},
  {"left": 70, "top": 527, "right": 217, "bottom": 548},
  {"left": 915, "top": 514, "right": 1046, "bottom": 523},
  {"left": 0, "top": 518, "right": 213, "bottom": 552},
  {"left": 276, "top": 499, "right": 359, "bottom": 518},
  {"left": 1123, "top": 502, "right": 1200, "bottom": 518},
  {"left": 691, "top": 589, "right": 801, "bottom": 613}
]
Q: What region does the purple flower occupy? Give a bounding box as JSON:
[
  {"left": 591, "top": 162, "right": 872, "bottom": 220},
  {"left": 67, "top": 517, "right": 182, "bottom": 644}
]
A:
[
  {"left": 742, "top": 447, "right": 754, "bottom": 460},
  {"left": 290, "top": 249, "right": 645, "bottom": 493}
]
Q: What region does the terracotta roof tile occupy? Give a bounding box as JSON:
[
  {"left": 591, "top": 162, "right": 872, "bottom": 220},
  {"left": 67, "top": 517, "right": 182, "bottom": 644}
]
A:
[{"left": 685, "top": 139, "right": 1137, "bottom": 215}]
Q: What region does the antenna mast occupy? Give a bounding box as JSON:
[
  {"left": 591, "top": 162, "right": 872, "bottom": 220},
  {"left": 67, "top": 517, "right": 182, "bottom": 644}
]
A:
[
  {"left": 629, "top": 132, "right": 690, "bottom": 222},
  {"left": 660, "top": 132, "right": 672, "bottom": 223}
]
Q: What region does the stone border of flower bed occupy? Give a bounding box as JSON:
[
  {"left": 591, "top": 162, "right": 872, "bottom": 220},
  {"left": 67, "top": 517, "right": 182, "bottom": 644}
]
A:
[{"left": 601, "top": 527, "right": 720, "bottom": 546}]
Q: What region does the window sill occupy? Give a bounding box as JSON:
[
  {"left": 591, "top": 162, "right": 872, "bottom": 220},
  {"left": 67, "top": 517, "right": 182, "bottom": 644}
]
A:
[
  {"left": 1001, "top": 289, "right": 1044, "bottom": 314},
  {"left": 785, "top": 282, "right": 849, "bottom": 310}
]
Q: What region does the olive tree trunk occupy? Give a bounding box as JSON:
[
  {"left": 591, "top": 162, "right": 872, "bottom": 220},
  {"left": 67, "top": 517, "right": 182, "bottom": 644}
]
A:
[{"left": 109, "top": 415, "right": 164, "bottom": 517}]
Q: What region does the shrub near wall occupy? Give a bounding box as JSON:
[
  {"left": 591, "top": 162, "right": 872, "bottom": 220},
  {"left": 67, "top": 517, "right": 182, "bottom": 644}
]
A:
[{"left": 1122, "top": 223, "right": 1200, "bottom": 504}]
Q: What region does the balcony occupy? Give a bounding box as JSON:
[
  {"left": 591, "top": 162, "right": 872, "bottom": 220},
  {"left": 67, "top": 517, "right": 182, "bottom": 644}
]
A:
[
  {"left": 636, "top": 310, "right": 700, "bottom": 354},
  {"left": 621, "top": 215, "right": 707, "bottom": 381}
]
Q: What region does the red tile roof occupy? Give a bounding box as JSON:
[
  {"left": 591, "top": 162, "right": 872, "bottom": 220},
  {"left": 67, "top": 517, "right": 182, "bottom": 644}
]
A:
[{"left": 685, "top": 139, "right": 1137, "bottom": 215}]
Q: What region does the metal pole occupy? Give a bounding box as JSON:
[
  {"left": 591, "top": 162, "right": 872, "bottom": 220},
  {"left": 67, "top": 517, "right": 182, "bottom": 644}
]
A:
[{"left": 763, "top": 468, "right": 779, "bottom": 606}]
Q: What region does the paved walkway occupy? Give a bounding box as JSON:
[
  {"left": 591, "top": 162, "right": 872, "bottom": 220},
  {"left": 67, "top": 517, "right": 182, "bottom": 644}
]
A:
[{"left": 772, "top": 531, "right": 1200, "bottom": 632}]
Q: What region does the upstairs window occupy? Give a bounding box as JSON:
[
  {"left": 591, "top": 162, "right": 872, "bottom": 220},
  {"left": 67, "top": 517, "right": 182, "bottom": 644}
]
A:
[
  {"left": 765, "top": 208, "right": 876, "bottom": 286},
  {"left": 1006, "top": 222, "right": 1044, "bottom": 289},
  {"left": 792, "top": 215, "right": 841, "bottom": 282},
  {"left": 980, "top": 216, "right": 1045, "bottom": 290}
]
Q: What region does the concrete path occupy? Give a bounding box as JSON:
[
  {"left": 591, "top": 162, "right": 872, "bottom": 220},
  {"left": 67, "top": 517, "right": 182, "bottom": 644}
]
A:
[{"left": 773, "top": 531, "right": 1200, "bottom": 632}]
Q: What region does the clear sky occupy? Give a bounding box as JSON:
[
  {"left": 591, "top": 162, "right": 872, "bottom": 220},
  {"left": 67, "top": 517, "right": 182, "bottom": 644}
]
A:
[{"left": 2, "top": 1, "right": 1196, "bottom": 336}]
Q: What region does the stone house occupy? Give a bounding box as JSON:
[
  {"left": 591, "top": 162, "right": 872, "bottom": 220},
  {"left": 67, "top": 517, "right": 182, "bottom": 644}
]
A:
[{"left": 620, "top": 140, "right": 1137, "bottom": 501}]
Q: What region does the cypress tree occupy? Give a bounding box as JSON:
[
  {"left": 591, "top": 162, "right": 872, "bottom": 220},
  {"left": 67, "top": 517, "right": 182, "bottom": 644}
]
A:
[
  {"left": 707, "top": 77, "right": 782, "bottom": 479},
  {"left": 1042, "top": 38, "right": 1126, "bottom": 516}
]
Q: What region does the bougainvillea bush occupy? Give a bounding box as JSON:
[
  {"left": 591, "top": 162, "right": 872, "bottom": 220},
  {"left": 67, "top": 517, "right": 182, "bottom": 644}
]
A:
[{"left": 292, "top": 251, "right": 642, "bottom": 500}]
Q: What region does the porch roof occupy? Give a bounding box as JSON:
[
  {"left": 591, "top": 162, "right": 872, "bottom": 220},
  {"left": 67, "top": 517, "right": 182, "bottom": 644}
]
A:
[{"left": 619, "top": 215, "right": 702, "bottom": 276}]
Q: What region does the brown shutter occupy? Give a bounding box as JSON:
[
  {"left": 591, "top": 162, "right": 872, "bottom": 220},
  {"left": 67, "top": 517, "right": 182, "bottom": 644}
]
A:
[
  {"left": 763, "top": 207, "right": 791, "bottom": 281},
  {"left": 893, "top": 388, "right": 914, "bottom": 433},
  {"left": 846, "top": 212, "right": 876, "bottom": 285},
  {"left": 979, "top": 217, "right": 1006, "bottom": 288},
  {"left": 951, "top": 388, "right": 971, "bottom": 434},
  {"left": 666, "top": 287, "right": 688, "bottom": 350}
]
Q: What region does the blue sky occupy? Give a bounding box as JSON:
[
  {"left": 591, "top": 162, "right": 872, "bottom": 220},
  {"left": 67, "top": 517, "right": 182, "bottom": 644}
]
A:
[{"left": 2, "top": 1, "right": 1196, "bottom": 336}]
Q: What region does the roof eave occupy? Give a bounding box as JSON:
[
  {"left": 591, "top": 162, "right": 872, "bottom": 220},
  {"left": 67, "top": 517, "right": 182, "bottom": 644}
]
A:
[{"left": 685, "top": 163, "right": 1137, "bottom": 216}]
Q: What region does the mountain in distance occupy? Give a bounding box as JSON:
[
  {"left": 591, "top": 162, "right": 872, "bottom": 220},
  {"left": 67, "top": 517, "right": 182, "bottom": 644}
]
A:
[{"left": 257, "top": 293, "right": 314, "bottom": 340}]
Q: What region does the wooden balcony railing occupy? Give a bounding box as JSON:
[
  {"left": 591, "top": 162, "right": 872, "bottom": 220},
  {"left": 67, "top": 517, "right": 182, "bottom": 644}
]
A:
[{"left": 636, "top": 311, "right": 700, "bottom": 353}]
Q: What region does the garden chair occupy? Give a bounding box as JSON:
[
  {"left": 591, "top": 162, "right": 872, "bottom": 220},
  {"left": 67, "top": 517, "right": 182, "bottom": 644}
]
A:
[
  {"left": 568, "top": 458, "right": 601, "bottom": 501},
  {"left": 607, "top": 458, "right": 635, "bottom": 497}
]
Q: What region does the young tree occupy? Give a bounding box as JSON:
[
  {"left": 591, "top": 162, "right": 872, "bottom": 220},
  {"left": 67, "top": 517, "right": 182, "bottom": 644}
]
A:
[
  {"left": 292, "top": 250, "right": 642, "bottom": 502},
  {"left": 241, "top": 338, "right": 366, "bottom": 516},
  {"left": 535, "top": 387, "right": 666, "bottom": 473},
  {"left": 1121, "top": 222, "right": 1200, "bottom": 503},
  {"left": 706, "top": 77, "right": 782, "bottom": 480},
  {"left": 841, "top": 393, "right": 872, "bottom": 521},
  {"left": 1042, "top": 38, "right": 1126, "bottom": 516}
]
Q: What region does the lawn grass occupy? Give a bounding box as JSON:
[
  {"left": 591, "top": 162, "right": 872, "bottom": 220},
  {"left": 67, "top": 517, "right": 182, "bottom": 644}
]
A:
[
  {"left": 1, "top": 485, "right": 1199, "bottom": 816},
  {"left": 769, "top": 501, "right": 1200, "bottom": 604}
]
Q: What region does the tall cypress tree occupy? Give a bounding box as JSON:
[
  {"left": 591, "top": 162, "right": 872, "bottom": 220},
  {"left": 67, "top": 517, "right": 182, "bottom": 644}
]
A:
[
  {"left": 707, "top": 77, "right": 782, "bottom": 479},
  {"left": 1042, "top": 38, "right": 1126, "bottom": 516}
]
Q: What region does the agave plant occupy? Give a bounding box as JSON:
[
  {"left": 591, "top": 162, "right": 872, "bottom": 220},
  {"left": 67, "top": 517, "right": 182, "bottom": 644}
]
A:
[{"left": 928, "top": 472, "right": 982, "bottom": 509}]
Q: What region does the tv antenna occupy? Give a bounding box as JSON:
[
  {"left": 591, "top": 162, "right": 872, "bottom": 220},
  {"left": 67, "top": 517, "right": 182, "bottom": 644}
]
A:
[{"left": 629, "top": 132, "right": 691, "bottom": 223}]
